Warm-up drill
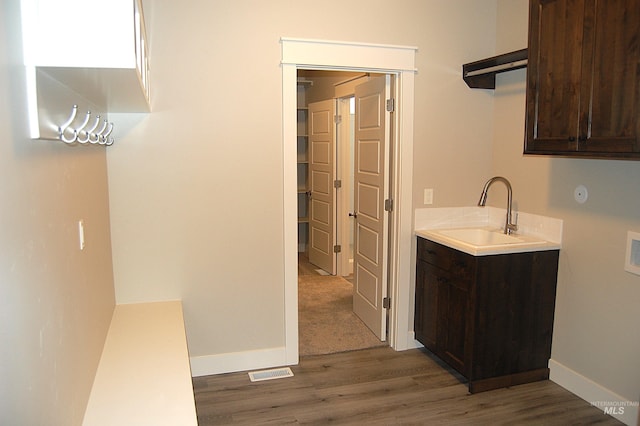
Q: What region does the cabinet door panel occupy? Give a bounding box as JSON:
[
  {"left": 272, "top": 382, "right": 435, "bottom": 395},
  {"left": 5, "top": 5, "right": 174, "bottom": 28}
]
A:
[
  {"left": 526, "top": 0, "right": 640, "bottom": 157},
  {"left": 414, "top": 260, "right": 440, "bottom": 352},
  {"left": 581, "top": 0, "right": 640, "bottom": 152},
  {"left": 439, "top": 283, "right": 469, "bottom": 376},
  {"left": 525, "top": 0, "right": 585, "bottom": 153}
]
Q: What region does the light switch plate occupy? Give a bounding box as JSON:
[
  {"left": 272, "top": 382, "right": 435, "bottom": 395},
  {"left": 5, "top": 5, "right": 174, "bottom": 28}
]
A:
[{"left": 78, "top": 220, "right": 85, "bottom": 250}]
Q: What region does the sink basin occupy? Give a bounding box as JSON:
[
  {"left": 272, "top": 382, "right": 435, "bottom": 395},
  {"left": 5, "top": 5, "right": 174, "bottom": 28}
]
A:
[
  {"left": 415, "top": 227, "right": 555, "bottom": 256},
  {"left": 438, "top": 228, "right": 526, "bottom": 246}
]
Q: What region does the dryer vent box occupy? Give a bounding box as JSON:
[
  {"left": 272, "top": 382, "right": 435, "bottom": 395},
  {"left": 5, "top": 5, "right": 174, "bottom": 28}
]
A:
[{"left": 624, "top": 231, "right": 640, "bottom": 276}]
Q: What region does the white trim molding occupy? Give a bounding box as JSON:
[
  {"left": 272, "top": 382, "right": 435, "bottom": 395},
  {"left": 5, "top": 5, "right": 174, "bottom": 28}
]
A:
[
  {"left": 281, "top": 37, "right": 418, "bottom": 72},
  {"left": 550, "top": 359, "right": 639, "bottom": 426},
  {"left": 281, "top": 38, "right": 417, "bottom": 366}
]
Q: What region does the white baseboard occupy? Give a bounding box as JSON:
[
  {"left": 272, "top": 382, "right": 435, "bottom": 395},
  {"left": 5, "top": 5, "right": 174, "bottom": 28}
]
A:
[
  {"left": 190, "top": 346, "right": 291, "bottom": 377},
  {"left": 549, "top": 359, "right": 638, "bottom": 426}
]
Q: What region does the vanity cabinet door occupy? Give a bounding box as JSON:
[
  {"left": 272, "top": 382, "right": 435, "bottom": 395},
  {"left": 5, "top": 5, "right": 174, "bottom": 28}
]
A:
[
  {"left": 437, "top": 277, "right": 470, "bottom": 376},
  {"left": 525, "top": 0, "right": 640, "bottom": 158},
  {"left": 415, "top": 239, "right": 472, "bottom": 376},
  {"left": 414, "top": 260, "right": 440, "bottom": 352}
]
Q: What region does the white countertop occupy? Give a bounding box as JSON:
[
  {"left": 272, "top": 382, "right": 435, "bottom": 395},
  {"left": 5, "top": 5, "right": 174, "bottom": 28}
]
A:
[
  {"left": 416, "top": 227, "right": 561, "bottom": 256},
  {"left": 414, "top": 207, "right": 562, "bottom": 256}
]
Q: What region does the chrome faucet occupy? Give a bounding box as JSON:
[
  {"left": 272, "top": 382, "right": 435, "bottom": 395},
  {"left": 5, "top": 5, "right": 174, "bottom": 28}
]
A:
[{"left": 478, "top": 176, "right": 518, "bottom": 234}]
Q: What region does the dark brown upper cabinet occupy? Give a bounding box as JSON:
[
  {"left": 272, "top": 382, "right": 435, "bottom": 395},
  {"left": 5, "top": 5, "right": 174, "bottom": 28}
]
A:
[{"left": 525, "top": 0, "right": 640, "bottom": 159}]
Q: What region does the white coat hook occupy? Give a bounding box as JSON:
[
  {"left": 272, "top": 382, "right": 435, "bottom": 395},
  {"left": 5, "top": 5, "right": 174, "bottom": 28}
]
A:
[
  {"left": 76, "top": 110, "right": 91, "bottom": 132},
  {"left": 59, "top": 105, "right": 78, "bottom": 132},
  {"left": 90, "top": 119, "right": 108, "bottom": 144},
  {"left": 99, "top": 123, "right": 114, "bottom": 145},
  {"left": 77, "top": 115, "right": 100, "bottom": 144},
  {"left": 59, "top": 105, "right": 78, "bottom": 143},
  {"left": 72, "top": 110, "right": 92, "bottom": 143}
]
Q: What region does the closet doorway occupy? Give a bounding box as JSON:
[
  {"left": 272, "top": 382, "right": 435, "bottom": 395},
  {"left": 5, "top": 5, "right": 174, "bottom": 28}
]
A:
[
  {"left": 297, "top": 70, "right": 393, "bottom": 355},
  {"left": 282, "top": 38, "right": 417, "bottom": 365}
]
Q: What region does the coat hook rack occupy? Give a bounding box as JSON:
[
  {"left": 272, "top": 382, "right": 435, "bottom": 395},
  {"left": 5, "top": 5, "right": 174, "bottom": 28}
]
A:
[{"left": 58, "top": 105, "right": 115, "bottom": 146}]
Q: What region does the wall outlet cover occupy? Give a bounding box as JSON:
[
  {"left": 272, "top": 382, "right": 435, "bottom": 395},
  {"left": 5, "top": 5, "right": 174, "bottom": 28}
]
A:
[{"left": 424, "top": 188, "right": 433, "bottom": 205}]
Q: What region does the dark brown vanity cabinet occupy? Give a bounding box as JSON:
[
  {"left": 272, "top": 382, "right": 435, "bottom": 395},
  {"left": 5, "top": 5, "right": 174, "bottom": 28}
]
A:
[
  {"left": 415, "top": 237, "right": 560, "bottom": 393},
  {"left": 524, "top": 0, "right": 640, "bottom": 159}
]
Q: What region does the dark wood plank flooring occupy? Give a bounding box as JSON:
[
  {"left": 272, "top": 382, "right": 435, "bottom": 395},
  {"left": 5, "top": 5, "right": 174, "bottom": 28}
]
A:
[{"left": 193, "top": 346, "right": 621, "bottom": 425}]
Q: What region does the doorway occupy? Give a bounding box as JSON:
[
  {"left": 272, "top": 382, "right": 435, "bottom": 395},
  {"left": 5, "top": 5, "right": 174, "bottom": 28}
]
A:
[
  {"left": 282, "top": 38, "right": 418, "bottom": 365},
  {"left": 297, "top": 70, "right": 389, "bottom": 356},
  {"left": 300, "top": 71, "right": 380, "bottom": 278}
]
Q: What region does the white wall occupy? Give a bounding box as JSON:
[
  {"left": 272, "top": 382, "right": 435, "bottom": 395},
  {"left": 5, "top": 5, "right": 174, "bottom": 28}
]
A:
[
  {"left": 0, "top": 0, "right": 116, "bottom": 424},
  {"left": 493, "top": 0, "right": 640, "bottom": 415},
  {"left": 107, "top": 0, "right": 497, "bottom": 360}
]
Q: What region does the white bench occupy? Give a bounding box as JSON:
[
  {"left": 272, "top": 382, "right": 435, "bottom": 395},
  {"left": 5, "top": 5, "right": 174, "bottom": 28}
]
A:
[{"left": 83, "top": 301, "right": 198, "bottom": 426}]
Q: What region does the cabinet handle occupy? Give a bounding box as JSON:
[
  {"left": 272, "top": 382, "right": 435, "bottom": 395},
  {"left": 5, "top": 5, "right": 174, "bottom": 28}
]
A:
[
  {"left": 453, "top": 261, "right": 466, "bottom": 270},
  {"left": 578, "top": 135, "right": 587, "bottom": 142},
  {"left": 568, "top": 136, "right": 576, "bottom": 142}
]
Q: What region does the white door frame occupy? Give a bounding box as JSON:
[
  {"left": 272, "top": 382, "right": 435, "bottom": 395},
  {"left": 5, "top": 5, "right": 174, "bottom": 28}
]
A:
[{"left": 281, "top": 38, "right": 417, "bottom": 364}]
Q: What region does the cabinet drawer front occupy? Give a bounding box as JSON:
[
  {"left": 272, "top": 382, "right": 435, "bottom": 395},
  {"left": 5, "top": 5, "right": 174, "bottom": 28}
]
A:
[
  {"left": 417, "top": 238, "right": 475, "bottom": 286},
  {"left": 417, "top": 237, "right": 450, "bottom": 266}
]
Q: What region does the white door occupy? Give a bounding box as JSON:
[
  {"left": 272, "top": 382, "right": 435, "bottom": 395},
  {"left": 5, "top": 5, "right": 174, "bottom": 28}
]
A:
[
  {"left": 308, "top": 99, "right": 336, "bottom": 275},
  {"left": 353, "top": 76, "right": 390, "bottom": 340}
]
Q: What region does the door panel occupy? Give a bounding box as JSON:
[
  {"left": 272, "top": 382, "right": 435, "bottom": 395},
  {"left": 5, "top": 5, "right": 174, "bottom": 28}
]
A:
[
  {"left": 355, "top": 263, "right": 377, "bottom": 304},
  {"left": 308, "top": 99, "right": 336, "bottom": 274},
  {"left": 353, "top": 75, "right": 390, "bottom": 340},
  {"left": 357, "top": 182, "right": 379, "bottom": 220}
]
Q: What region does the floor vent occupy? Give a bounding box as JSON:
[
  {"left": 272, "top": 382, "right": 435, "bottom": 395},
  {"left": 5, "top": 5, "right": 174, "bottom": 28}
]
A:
[{"left": 248, "top": 367, "right": 294, "bottom": 382}]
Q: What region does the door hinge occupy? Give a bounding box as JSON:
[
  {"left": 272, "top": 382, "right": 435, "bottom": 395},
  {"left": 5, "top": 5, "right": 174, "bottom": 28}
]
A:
[
  {"left": 384, "top": 199, "right": 394, "bottom": 212},
  {"left": 334, "top": 114, "right": 342, "bottom": 124},
  {"left": 333, "top": 245, "right": 342, "bottom": 253},
  {"left": 383, "top": 297, "right": 391, "bottom": 309},
  {"left": 386, "top": 98, "right": 395, "bottom": 112},
  {"left": 334, "top": 179, "right": 342, "bottom": 189}
]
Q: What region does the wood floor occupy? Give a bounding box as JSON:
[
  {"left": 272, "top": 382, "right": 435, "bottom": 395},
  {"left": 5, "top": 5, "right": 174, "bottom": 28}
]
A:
[{"left": 193, "top": 346, "right": 621, "bottom": 425}]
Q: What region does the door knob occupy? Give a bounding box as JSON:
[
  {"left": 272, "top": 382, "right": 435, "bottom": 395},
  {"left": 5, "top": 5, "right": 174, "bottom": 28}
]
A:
[{"left": 349, "top": 212, "right": 358, "bottom": 218}]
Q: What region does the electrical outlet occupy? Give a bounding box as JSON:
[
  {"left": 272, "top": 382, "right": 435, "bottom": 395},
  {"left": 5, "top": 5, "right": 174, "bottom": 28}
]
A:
[{"left": 424, "top": 188, "right": 433, "bottom": 205}]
